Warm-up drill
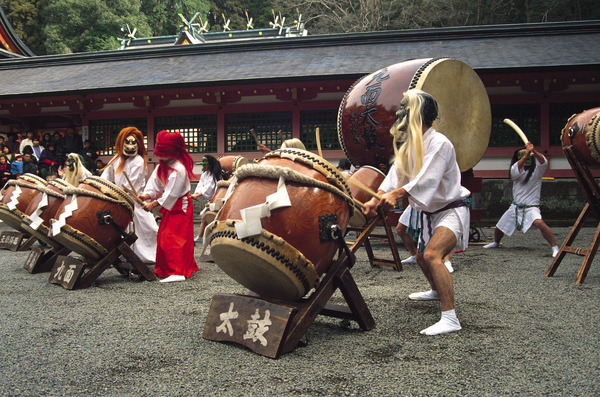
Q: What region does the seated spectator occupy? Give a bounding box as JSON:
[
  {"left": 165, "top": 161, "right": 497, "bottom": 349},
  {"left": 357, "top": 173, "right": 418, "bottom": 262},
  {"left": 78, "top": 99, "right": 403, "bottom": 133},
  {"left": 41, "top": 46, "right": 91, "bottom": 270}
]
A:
[
  {"left": 0, "top": 155, "right": 11, "bottom": 187},
  {"left": 22, "top": 153, "right": 38, "bottom": 176},
  {"left": 39, "top": 143, "right": 60, "bottom": 180},
  {"left": 10, "top": 154, "right": 23, "bottom": 177}
]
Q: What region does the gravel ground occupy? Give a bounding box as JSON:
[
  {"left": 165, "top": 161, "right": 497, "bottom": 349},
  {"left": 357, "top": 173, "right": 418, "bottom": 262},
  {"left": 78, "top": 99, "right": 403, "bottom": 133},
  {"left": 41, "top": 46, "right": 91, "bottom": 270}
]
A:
[{"left": 0, "top": 223, "right": 598, "bottom": 396}]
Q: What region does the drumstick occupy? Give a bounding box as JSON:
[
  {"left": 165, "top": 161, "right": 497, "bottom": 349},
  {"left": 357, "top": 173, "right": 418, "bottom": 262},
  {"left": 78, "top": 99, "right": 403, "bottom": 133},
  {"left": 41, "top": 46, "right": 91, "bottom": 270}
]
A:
[
  {"left": 249, "top": 128, "right": 261, "bottom": 146},
  {"left": 123, "top": 172, "right": 139, "bottom": 196},
  {"left": 353, "top": 198, "right": 366, "bottom": 210},
  {"left": 503, "top": 119, "right": 529, "bottom": 145},
  {"left": 122, "top": 186, "right": 145, "bottom": 205},
  {"left": 347, "top": 177, "right": 382, "bottom": 200},
  {"left": 315, "top": 127, "right": 323, "bottom": 158},
  {"left": 276, "top": 130, "right": 285, "bottom": 142}
]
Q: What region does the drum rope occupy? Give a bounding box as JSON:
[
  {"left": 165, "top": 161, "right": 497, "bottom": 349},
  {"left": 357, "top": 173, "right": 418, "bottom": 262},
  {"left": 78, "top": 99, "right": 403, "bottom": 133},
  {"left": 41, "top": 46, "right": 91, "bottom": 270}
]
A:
[
  {"left": 61, "top": 186, "right": 133, "bottom": 214},
  {"left": 233, "top": 163, "right": 356, "bottom": 213}
]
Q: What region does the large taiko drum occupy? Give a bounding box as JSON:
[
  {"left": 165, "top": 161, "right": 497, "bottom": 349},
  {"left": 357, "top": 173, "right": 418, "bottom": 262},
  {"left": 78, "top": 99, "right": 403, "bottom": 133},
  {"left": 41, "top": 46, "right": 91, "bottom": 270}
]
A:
[
  {"left": 207, "top": 148, "right": 355, "bottom": 301},
  {"left": 0, "top": 174, "right": 48, "bottom": 232},
  {"left": 347, "top": 165, "right": 387, "bottom": 227},
  {"left": 49, "top": 176, "right": 134, "bottom": 260},
  {"left": 561, "top": 107, "right": 600, "bottom": 168},
  {"left": 218, "top": 155, "right": 249, "bottom": 179},
  {"left": 337, "top": 57, "right": 491, "bottom": 172},
  {"left": 20, "top": 179, "right": 71, "bottom": 248}
]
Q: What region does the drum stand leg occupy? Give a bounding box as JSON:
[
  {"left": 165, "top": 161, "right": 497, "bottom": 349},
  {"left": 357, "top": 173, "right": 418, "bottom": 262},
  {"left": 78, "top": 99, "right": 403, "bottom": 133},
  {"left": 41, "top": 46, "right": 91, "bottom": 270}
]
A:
[
  {"left": 202, "top": 251, "right": 375, "bottom": 358},
  {"left": 347, "top": 208, "right": 403, "bottom": 271},
  {"left": 546, "top": 146, "right": 600, "bottom": 283},
  {"left": 73, "top": 233, "right": 157, "bottom": 289}
]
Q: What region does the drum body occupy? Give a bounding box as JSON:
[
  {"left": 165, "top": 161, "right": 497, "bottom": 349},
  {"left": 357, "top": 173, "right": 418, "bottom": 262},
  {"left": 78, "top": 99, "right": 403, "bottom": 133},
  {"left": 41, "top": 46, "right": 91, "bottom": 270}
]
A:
[
  {"left": 20, "top": 179, "right": 70, "bottom": 248},
  {"left": 347, "top": 166, "right": 386, "bottom": 227},
  {"left": 0, "top": 174, "right": 48, "bottom": 232},
  {"left": 561, "top": 107, "right": 600, "bottom": 168},
  {"left": 208, "top": 149, "right": 353, "bottom": 301},
  {"left": 50, "top": 177, "right": 134, "bottom": 260},
  {"left": 218, "top": 155, "right": 249, "bottom": 179},
  {"left": 204, "top": 179, "right": 231, "bottom": 224},
  {"left": 338, "top": 58, "right": 491, "bottom": 172}
]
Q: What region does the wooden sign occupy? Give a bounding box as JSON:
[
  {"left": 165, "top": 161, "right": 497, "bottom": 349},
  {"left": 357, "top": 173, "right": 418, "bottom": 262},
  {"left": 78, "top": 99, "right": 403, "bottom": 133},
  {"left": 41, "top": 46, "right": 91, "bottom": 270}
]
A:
[
  {"left": 0, "top": 231, "right": 25, "bottom": 251},
  {"left": 203, "top": 293, "right": 296, "bottom": 358},
  {"left": 23, "top": 246, "right": 45, "bottom": 273},
  {"left": 48, "top": 255, "right": 85, "bottom": 289}
]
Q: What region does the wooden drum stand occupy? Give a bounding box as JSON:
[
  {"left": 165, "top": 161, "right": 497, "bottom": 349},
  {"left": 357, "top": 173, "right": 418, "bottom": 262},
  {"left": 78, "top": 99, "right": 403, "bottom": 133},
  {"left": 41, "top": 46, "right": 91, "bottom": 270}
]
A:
[
  {"left": 202, "top": 248, "right": 375, "bottom": 358},
  {"left": 546, "top": 146, "right": 600, "bottom": 283}
]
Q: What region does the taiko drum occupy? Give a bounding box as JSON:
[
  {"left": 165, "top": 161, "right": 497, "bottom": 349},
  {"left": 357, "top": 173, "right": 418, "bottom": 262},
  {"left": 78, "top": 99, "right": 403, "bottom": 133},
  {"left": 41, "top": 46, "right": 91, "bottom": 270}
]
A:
[
  {"left": 561, "top": 107, "right": 600, "bottom": 168},
  {"left": 207, "top": 148, "right": 354, "bottom": 301},
  {"left": 337, "top": 57, "right": 491, "bottom": 173}
]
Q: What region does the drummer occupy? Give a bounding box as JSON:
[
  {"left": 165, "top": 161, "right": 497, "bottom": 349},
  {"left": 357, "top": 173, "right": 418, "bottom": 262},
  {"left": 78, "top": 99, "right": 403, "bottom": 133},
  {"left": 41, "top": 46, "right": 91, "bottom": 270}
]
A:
[
  {"left": 483, "top": 143, "right": 559, "bottom": 257},
  {"left": 100, "top": 127, "right": 158, "bottom": 264},
  {"left": 363, "top": 89, "right": 470, "bottom": 336},
  {"left": 191, "top": 155, "right": 222, "bottom": 244}
]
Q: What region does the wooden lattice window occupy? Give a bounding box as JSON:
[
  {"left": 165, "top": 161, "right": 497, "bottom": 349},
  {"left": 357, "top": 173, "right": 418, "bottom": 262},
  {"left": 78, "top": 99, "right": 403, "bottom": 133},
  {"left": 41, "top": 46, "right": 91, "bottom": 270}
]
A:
[
  {"left": 489, "top": 104, "right": 540, "bottom": 147},
  {"left": 225, "top": 112, "right": 292, "bottom": 153},
  {"left": 300, "top": 109, "right": 340, "bottom": 151},
  {"left": 89, "top": 118, "right": 148, "bottom": 156},
  {"left": 155, "top": 114, "right": 218, "bottom": 154}
]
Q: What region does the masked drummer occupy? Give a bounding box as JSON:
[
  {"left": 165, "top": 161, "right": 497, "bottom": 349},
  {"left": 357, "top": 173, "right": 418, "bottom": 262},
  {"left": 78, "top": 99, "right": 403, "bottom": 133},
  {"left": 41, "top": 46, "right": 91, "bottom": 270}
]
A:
[
  {"left": 363, "top": 89, "right": 470, "bottom": 335},
  {"left": 483, "top": 142, "right": 559, "bottom": 257},
  {"left": 191, "top": 155, "right": 222, "bottom": 244},
  {"left": 139, "top": 130, "right": 199, "bottom": 283},
  {"left": 101, "top": 127, "right": 158, "bottom": 263}
]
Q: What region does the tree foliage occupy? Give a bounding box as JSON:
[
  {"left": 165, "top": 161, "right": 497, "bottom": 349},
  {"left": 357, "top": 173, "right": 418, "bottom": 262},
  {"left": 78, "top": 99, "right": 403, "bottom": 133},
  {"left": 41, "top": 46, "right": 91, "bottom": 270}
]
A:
[{"left": 1, "top": 0, "right": 599, "bottom": 54}]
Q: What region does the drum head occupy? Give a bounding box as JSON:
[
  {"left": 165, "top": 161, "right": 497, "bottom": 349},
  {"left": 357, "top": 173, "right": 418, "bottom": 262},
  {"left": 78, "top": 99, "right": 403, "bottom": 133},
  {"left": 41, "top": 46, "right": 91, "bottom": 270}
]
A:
[{"left": 209, "top": 221, "right": 320, "bottom": 301}]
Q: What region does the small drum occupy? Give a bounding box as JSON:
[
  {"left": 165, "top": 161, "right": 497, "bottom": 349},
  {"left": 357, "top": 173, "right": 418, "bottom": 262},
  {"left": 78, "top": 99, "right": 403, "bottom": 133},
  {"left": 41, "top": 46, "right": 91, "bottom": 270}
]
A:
[
  {"left": 20, "top": 179, "right": 70, "bottom": 248},
  {"left": 337, "top": 58, "right": 491, "bottom": 172},
  {"left": 0, "top": 174, "right": 48, "bottom": 232},
  {"left": 207, "top": 148, "right": 355, "bottom": 301},
  {"left": 218, "top": 155, "right": 249, "bottom": 179},
  {"left": 204, "top": 179, "right": 231, "bottom": 224},
  {"left": 561, "top": 107, "right": 600, "bottom": 168},
  {"left": 347, "top": 165, "right": 386, "bottom": 227},
  {"left": 50, "top": 176, "right": 134, "bottom": 260}
]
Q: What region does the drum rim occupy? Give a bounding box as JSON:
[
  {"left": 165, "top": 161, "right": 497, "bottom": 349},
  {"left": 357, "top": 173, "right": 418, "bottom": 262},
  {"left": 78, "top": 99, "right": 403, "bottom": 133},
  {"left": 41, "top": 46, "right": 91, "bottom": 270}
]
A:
[{"left": 49, "top": 220, "right": 108, "bottom": 259}]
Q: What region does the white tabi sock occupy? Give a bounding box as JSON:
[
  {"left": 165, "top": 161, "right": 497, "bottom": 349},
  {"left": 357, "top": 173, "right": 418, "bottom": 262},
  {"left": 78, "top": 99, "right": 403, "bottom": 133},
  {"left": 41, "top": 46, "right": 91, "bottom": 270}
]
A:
[
  {"left": 444, "top": 261, "right": 454, "bottom": 273},
  {"left": 483, "top": 241, "right": 500, "bottom": 249},
  {"left": 160, "top": 275, "right": 186, "bottom": 283},
  {"left": 409, "top": 289, "right": 439, "bottom": 301},
  {"left": 401, "top": 255, "right": 417, "bottom": 264},
  {"left": 420, "top": 309, "right": 462, "bottom": 335},
  {"left": 552, "top": 246, "right": 559, "bottom": 257}
]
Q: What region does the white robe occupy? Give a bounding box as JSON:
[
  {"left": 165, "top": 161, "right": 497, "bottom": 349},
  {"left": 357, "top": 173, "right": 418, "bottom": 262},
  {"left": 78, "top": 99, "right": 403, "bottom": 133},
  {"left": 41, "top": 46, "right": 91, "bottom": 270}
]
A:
[
  {"left": 379, "top": 128, "right": 471, "bottom": 250},
  {"left": 496, "top": 157, "right": 547, "bottom": 235},
  {"left": 101, "top": 155, "right": 158, "bottom": 263}
]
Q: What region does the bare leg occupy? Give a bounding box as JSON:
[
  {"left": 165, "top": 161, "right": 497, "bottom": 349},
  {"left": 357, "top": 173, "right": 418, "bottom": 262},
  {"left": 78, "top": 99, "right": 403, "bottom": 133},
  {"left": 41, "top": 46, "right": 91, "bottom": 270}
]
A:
[
  {"left": 417, "top": 227, "right": 462, "bottom": 335},
  {"left": 396, "top": 222, "right": 418, "bottom": 263},
  {"left": 195, "top": 212, "right": 209, "bottom": 242},
  {"left": 532, "top": 219, "right": 557, "bottom": 246}
]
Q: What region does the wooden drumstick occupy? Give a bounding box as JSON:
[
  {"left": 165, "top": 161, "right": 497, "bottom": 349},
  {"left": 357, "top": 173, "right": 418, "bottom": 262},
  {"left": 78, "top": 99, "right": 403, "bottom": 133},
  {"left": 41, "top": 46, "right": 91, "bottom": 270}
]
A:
[
  {"left": 503, "top": 119, "right": 529, "bottom": 145},
  {"left": 123, "top": 173, "right": 145, "bottom": 205},
  {"left": 122, "top": 186, "right": 145, "bottom": 205},
  {"left": 353, "top": 198, "right": 366, "bottom": 210},
  {"left": 315, "top": 127, "right": 323, "bottom": 158},
  {"left": 347, "top": 177, "right": 382, "bottom": 200},
  {"left": 276, "top": 129, "right": 285, "bottom": 142},
  {"left": 250, "top": 128, "right": 261, "bottom": 146}
]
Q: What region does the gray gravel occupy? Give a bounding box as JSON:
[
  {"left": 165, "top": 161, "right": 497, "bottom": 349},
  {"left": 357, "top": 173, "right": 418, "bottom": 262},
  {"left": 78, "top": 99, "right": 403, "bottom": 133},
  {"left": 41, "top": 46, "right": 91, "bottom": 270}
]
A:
[{"left": 0, "top": 224, "right": 598, "bottom": 396}]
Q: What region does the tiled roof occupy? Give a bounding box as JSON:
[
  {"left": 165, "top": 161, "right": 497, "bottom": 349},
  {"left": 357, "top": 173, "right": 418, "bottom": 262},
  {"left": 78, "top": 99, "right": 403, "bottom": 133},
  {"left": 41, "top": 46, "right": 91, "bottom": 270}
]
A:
[{"left": 0, "top": 20, "right": 598, "bottom": 98}]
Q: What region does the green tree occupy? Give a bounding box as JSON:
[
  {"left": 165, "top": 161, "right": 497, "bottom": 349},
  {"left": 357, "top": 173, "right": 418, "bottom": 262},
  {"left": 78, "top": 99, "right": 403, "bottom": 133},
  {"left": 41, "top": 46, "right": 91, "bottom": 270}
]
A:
[
  {"left": 140, "top": 0, "right": 211, "bottom": 37},
  {"left": 42, "top": 0, "right": 152, "bottom": 54},
  {"left": 1, "top": 0, "right": 49, "bottom": 55}
]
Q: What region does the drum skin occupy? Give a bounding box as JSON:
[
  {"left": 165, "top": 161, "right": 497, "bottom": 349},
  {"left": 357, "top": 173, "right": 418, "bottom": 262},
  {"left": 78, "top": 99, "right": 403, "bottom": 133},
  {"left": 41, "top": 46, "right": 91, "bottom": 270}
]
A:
[
  {"left": 52, "top": 183, "right": 132, "bottom": 258},
  {"left": 561, "top": 107, "right": 600, "bottom": 168},
  {"left": 347, "top": 165, "right": 386, "bottom": 227},
  {"left": 338, "top": 58, "right": 491, "bottom": 172},
  {"left": 218, "top": 155, "right": 249, "bottom": 179}
]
